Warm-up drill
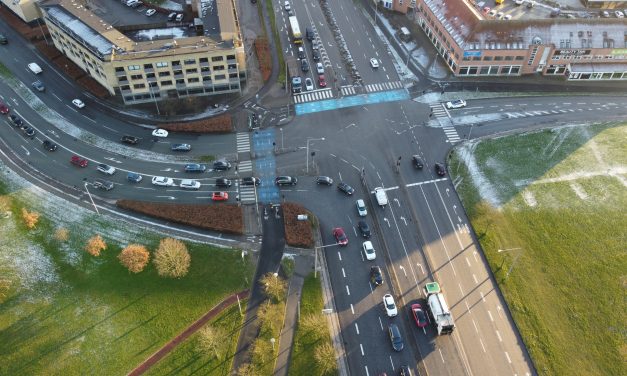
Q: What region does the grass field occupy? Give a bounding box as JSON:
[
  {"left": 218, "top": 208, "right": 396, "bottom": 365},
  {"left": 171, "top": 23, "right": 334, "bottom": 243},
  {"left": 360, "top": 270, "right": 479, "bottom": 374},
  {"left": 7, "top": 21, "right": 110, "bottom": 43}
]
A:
[
  {"left": 450, "top": 123, "right": 627, "bottom": 376},
  {"left": 288, "top": 273, "right": 334, "bottom": 376},
  {"left": 0, "top": 175, "right": 254, "bottom": 375}
]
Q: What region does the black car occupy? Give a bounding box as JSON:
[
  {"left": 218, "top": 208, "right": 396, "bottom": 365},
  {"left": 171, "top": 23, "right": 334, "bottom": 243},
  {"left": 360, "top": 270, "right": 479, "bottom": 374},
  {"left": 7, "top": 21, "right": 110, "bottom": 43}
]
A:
[
  {"left": 213, "top": 160, "right": 231, "bottom": 171},
  {"left": 337, "top": 182, "right": 355, "bottom": 195},
  {"left": 171, "top": 143, "right": 192, "bottom": 151},
  {"left": 357, "top": 221, "right": 371, "bottom": 238},
  {"left": 93, "top": 178, "right": 114, "bottom": 191},
  {"left": 305, "top": 27, "right": 314, "bottom": 41},
  {"left": 9, "top": 114, "right": 23, "bottom": 127},
  {"left": 316, "top": 176, "right": 333, "bottom": 185},
  {"left": 312, "top": 49, "right": 320, "bottom": 61},
  {"left": 121, "top": 135, "right": 139, "bottom": 145},
  {"left": 412, "top": 155, "right": 424, "bottom": 169},
  {"left": 301, "top": 59, "right": 309, "bottom": 72},
  {"left": 184, "top": 163, "right": 207, "bottom": 173},
  {"left": 22, "top": 126, "right": 35, "bottom": 138},
  {"left": 388, "top": 324, "right": 404, "bottom": 352},
  {"left": 215, "top": 178, "right": 232, "bottom": 187},
  {"left": 241, "top": 177, "right": 260, "bottom": 186},
  {"left": 399, "top": 365, "right": 412, "bottom": 376},
  {"left": 275, "top": 176, "right": 297, "bottom": 186},
  {"left": 370, "top": 266, "right": 383, "bottom": 286},
  {"left": 42, "top": 140, "right": 57, "bottom": 151},
  {"left": 435, "top": 163, "right": 446, "bottom": 176},
  {"left": 32, "top": 81, "right": 45, "bottom": 92}
]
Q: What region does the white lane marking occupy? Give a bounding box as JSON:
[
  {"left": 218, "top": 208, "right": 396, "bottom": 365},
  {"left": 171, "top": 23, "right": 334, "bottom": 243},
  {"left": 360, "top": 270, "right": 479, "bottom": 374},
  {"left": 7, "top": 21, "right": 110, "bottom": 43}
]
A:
[
  {"left": 346, "top": 285, "right": 350, "bottom": 296},
  {"left": 458, "top": 283, "right": 464, "bottom": 296},
  {"left": 488, "top": 310, "right": 494, "bottom": 322},
  {"left": 418, "top": 185, "right": 457, "bottom": 276},
  {"left": 338, "top": 251, "right": 342, "bottom": 261},
  {"left": 378, "top": 316, "right": 384, "bottom": 330},
  {"left": 472, "top": 274, "right": 478, "bottom": 284},
  {"left": 351, "top": 304, "right": 355, "bottom": 314},
  {"left": 480, "top": 338, "right": 486, "bottom": 352},
  {"left": 472, "top": 319, "right": 479, "bottom": 333},
  {"left": 505, "top": 351, "right": 512, "bottom": 363},
  {"left": 496, "top": 330, "right": 502, "bottom": 342},
  {"left": 416, "top": 263, "right": 424, "bottom": 274},
  {"left": 342, "top": 267, "right": 346, "bottom": 278},
  {"left": 365, "top": 366, "right": 369, "bottom": 376},
  {"left": 480, "top": 291, "right": 486, "bottom": 302},
  {"left": 389, "top": 355, "right": 395, "bottom": 369},
  {"left": 497, "top": 305, "right": 504, "bottom": 319},
  {"left": 466, "top": 257, "right": 471, "bottom": 267},
  {"left": 406, "top": 177, "right": 447, "bottom": 187},
  {"left": 355, "top": 323, "right": 360, "bottom": 335},
  {"left": 438, "top": 348, "right": 445, "bottom": 362},
  {"left": 360, "top": 343, "right": 365, "bottom": 356}
]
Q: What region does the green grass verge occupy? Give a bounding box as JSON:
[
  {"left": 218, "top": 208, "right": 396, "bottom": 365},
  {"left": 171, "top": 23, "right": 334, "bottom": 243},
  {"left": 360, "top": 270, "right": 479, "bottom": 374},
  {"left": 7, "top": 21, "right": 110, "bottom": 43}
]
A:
[
  {"left": 0, "top": 183, "right": 254, "bottom": 375},
  {"left": 449, "top": 123, "right": 627, "bottom": 376},
  {"left": 264, "top": 0, "right": 285, "bottom": 84},
  {"left": 146, "top": 300, "right": 247, "bottom": 376},
  {"left": 288, "top": 273, "right": 334, "bottom": 376}
]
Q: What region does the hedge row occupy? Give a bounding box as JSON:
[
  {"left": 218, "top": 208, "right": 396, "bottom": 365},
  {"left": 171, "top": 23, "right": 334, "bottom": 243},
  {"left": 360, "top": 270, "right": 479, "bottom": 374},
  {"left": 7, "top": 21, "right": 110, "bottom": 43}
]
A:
[
  {"left": 254, "top": 38, "right": 271, "bottom": 82},
  {"left": 117, "top": 200, "right": 244, "bottom": 234},
  {"left": 161, "top": 114, "right": 233, "bottom": 133},
  {"left": 282, "top": 203, "right": 313, "bottom": 248}
]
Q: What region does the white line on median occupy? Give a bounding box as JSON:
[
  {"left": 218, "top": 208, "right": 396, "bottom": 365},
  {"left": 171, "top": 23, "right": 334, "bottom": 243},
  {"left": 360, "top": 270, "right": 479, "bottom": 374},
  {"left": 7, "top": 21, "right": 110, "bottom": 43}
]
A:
[{"left": 379, "top": 316, "right": 383, "bottom": 330}]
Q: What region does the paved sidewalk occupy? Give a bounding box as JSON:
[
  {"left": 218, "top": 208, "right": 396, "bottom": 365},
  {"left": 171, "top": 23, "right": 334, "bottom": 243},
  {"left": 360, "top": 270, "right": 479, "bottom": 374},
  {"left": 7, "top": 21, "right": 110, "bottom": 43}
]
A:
[{"left": 273, "top": 255, "right": 313, "bottom": 376}]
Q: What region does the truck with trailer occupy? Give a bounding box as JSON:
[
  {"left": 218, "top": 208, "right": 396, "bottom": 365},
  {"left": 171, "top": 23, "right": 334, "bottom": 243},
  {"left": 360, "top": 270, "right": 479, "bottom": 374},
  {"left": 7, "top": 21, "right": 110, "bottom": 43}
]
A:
[
  {"left": 374, "top": 187, "right": 388, "bottom": 207},
  {"left": 286, "top": 56, "right": 302, "bottom": 93},
  {"left": 424, "top": 282, "right": 455, "bottom": 335},
  {"left": 288, "top": 16, "right": 303, "bottom": 45}
]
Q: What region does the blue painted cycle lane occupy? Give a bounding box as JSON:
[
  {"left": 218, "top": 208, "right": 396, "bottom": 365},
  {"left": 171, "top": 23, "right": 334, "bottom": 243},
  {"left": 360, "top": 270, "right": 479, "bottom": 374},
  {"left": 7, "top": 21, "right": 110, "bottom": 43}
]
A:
[
  {"left": 252, "top": 129, "right": 280, "bottom": 203},
  {"left": 295, "top": 89, "right": 410, "bottom": 116}
]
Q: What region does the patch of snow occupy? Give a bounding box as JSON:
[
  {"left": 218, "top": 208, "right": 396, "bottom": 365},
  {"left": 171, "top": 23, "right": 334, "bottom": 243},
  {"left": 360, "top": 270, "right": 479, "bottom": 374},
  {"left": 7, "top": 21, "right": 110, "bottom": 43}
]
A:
[
  {"left": 373, "top": 17, "right": 417, "bottom": 83},
  {"left": 521, "top": 190, "right": 537, "bottom": 207},
  {"left": 135, "top": 27, "right": 188, "bottom": 41},
  {"left": 569, "top": 183, "right": 588, "bottom": 200},
  {"left": 160, "top": 0, "right": 183, "bottom": 11},
  {"left": 531, "top": 168, "right": 627, "bottom": 185},
  {"left": 457, "top": 141, "right": 502, "bottom": 207},
  {"left": 412, "top": 47, "right": 430, "bottom": 67}
]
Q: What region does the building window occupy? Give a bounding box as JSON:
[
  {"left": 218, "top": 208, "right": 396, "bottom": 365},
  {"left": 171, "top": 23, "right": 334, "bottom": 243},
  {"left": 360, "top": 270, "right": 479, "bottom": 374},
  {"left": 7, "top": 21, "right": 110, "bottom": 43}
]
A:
[
  {"left": 188, "top": 77, "right": 199, "bottom": 83},
  {"left": 515, "top": 56, "right": 524, "bottom": 61},
  {"left": 161, "top": 80, "right": 173, "bottom": 86},
  {"left": 156, "top": 62, "right": 169, "bottom": 68},
  {"left": 202, "top": 76, "right": 211, "bottom": 81},
  {"left": 172, "top": 60, "right": 181, "bottom": 66},
  {"left": 149, "top": 82, "right": 158, "bottom": 87},
  {"left": 211, "top": 56, "right": 224, "bottom": 62},
  {"left": 115, "top": 67, "right": 125, "bottom": 72},
  {"left": 494, "top": 56, "right": 504, "bottom": 61},
  {"left": 133, "top": 83, "right": 146, "bottom": 89},
  {"left": 173, "top": 70, "right": 183, "bottom": 76},
  {"left": 158, "top": 71, "right": 171, "bottom": 77},
  {"left": 176, "top": 79, "right": 185, "bottom": 85},
  {"left": 146, "top": 73, "right": 155, "bottom": 78},
  {"left": 184, "top": 58, "right": 196, "bottom": 65},
  {"left": 131, "top": 74, "right": 143, "bottom": 80},
  {"left": 228, "top": 63, "right": 237, "bottom": 69},
  {"left": 144, "top": 63, "right": 153, "bottom": 69},
  {"left": 199, "top": 57, "right": 209, "bottom": 63},
  {"left": 186, "top": 68, "right": 198, "bottom": 74},
  {"left": 229, "top": 73, "right": 238, "bottom": 78},
  {"left": 484, "top": 56, "right": 493, "bottom": 61},
  {"left": 128, "top": 65, "right": 140, "bottom": 71},
  {"left": 214, "top": 65, "right": 225, "bottom": 71},
  {"left": 227, "top": 54, "right": 235, "bottom": 60},
  {"left": 505, "top": 56, "right": 513, "bottom": 61},
  {"left": 215, "top": 74, "right": 226, "bottom": 80}
]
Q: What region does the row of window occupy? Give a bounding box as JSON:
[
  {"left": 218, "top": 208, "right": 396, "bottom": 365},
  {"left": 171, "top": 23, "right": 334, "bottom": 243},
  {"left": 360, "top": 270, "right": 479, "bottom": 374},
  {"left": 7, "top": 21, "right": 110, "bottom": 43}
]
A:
[
  {"left": 118, "top": 56, "right": 237, "bottom": 73},
  {"left": 120, "top": 73, "right": 239, "bottom": 90},
  {"left": 51, "top": 31, "right": 107, "bottom": 79},
  {"left": 458, "top": 65, "right": 521, "bottom": 76},
  {"left": 568, "top": 71, "right": 627, "bottom": 80},
  {"left": 122, "top": 83, "right": 239, "bottom": 103},
  {"left": 551, "top": 54, "right": 627, "bottom": 61},
  {"left": 463, "top": 55, "right": 525, "bottom": 62}
]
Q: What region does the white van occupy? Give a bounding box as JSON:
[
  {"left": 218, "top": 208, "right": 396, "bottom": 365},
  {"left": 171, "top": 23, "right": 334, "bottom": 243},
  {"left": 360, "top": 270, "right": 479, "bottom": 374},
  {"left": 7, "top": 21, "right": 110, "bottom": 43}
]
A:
[{"left": 28, "top": 62, "right": 42, "bottom": 74}]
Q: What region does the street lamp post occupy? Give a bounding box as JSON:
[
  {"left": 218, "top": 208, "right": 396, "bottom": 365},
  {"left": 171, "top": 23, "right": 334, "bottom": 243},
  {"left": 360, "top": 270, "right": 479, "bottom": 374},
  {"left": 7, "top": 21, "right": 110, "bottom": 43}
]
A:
[
  {"left": 306, "top": 137, "right": 325, "bottom": 174},
  {"left": 497, "top": 248, "right": 523, "bottom": 279},
  {"left": 270, "top": 337, "right": 276, "bottom": 350},
  {"left": 280, "top": 128, "right": 284, "bottom": 151},
  {"left": 314, "top": 242, "right": 343, "bottom": 278},
  {"left": 83, "top": 182, "right": 100, "bottom": 214}
]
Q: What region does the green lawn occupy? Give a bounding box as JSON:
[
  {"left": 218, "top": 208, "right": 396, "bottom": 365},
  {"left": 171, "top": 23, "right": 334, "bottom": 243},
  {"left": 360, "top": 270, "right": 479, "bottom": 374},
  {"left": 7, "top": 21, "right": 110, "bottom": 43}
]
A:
[
  {"left": 450, "top": 123, "right": 627, "bottom": 376},
  {"left": 0, "top": 180, "right": 254, "bottom": 375},
  {"left": 288, "top": 273, "right": 333, "bottom": 376},
  {"left": 147, "top": 301, "right": 246, "bottom": 375}
]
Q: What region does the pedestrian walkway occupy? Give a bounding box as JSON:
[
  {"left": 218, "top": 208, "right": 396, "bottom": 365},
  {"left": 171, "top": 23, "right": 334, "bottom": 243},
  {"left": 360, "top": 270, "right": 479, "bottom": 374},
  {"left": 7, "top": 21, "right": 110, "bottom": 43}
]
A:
[
  {"left": 293, "top": 88, "right": 334, "bottom": 104},
  {"left": 236, "top": 133, "right": 251, "bottom": 153},
  {"left": 364, "top": 81, "right": 403, "bottom": 93},
  {"left": 340, "top": 85, "right": 356, "bottom": 96},
  {"left": 295, "top": 89, "right": 410, "bottom": 116},
  {"left": 238, "top": 160, "right": 253, "bottom": 173}
]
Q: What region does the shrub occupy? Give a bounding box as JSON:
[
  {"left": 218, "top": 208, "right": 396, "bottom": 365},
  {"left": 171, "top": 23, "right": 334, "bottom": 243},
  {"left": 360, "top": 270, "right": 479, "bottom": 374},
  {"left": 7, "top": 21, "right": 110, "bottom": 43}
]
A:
[
  {"left": 161, "top": 114, "right": 232, "bottom": 133},
  {"left": 254, "top": 38, "right": 271, "bottom": 82},
  {"left": 54, "top": 228, "right": 70, "bottom": 242},
  {"left": 85, "top": 234, "right": 107, "bottom": 257},
  {"left": 21, "top": 208, "right": 40, "bottom": 229},
  {"left": 282, "top": 203, "right": 313, "bottom": 248},
  {"left": 118, "top": 244, "right": 150, "bottom": 273},
  {"left": 153, "top": 238, "right": 191, "bottom": 278}
]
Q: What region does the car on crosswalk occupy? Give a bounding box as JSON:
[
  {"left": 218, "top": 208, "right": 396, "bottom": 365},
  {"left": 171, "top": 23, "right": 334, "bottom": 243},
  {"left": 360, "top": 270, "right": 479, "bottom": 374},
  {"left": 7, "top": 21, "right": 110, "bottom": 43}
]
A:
[{"left": 445, "top": 99, "right": 466, "bottom": 109}]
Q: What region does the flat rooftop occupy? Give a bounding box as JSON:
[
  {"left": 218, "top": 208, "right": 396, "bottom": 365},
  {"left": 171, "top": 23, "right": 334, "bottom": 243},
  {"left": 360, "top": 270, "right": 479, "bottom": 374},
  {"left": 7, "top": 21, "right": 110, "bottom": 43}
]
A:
[{"left": 469, "top": 0, "right": 627, "bottom": 21}]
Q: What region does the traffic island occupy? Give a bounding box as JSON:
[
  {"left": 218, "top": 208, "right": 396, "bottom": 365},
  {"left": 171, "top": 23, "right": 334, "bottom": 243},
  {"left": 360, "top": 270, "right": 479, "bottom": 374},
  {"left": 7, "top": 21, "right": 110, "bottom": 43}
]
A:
[{"left": 281, "top": 202, "right": 314, "bottom": 248}]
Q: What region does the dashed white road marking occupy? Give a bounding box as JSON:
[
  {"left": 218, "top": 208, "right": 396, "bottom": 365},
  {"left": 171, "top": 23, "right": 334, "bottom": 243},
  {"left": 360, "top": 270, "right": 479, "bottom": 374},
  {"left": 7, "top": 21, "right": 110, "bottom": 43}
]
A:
[
  {"left": 360, "top": 343, "right": 365, "bottom": 356},
  {"left": 355, "top": 323, "right": 360, "bottom": 335},
  {"left": 496, "top": 330, "right": 502, "bottom": 342},
  {"left": 505, "top": 351, "right": 512, "bottom": 363},
  {"left": 342, "top": 267, "right": 346, "bottom": 278},
  {"left": 346, "top": 285, "right": 350, "bottom": 296},
  {"left": 350, "top": 304, "right": 355, "bottom": 314},
  {"left": 488, "top": 310, "right": 494, "bottom": 322}
]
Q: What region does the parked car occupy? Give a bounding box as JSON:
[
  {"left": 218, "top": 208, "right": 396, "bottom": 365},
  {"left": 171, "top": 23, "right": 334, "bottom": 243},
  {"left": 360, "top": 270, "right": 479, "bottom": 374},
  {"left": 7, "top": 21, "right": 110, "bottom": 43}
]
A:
[
  {"left": 175, "top": 13, "right": 184, "bottom": 22},
  {"left": 412, "top": 155, "right": 424, "bottom": 169},
  {"left": 0, "top": 101, "right": 9, "bottom": 114},
  {"left": 316, "top": 62, "right": 325, "bottom": 75},
  {"left": 305, "top": 77, "right": 314, "bottom": 91},
  {"left": 121, "top": 135, "right": 139, "bottom": 145},
  {"left": 383, "top": 294, "right": 398, "bottom": 317},
  {"left": 337, "top": 182, "right": 355, "bottom": 195},
  {"left": 445, "top": 99, "right": 466, "bottom": 109},
  {"left": 362, "top": 241, "right": 376, "bottom": 260},
  {"left": 356, "top": 199, "right": 367, "bottom": 217},
  {"left": 184, "top": 163, "right": 207, "bottom": 173},
  {"left": 127, "top": 172, "right": 143, "bottom": 183},
  {"left": 301, "top": 59, "right": 309, "bottom": 72},
  {"left": 411, "top": 303, "right": 429, "bottom": 328},
  {"left": 213, "top": 159, "right": 231, "bottom": 171},
  {"left": 358, "top": 220, "right": 371, "bottom": 238},
  {"left": 9, "top": 114, "right": 23, "bottom": 127},
  {"left": 318, "top": 74, "right": 327, "bottom": 87},
  {"left": 32, "top": 81, "right": 45, "bottom": 92},
  {"left": 215, "top": 177, "right": 232, "bottom": 187},
  {"left": 152, "top": 129, "right": 169, "bottom": 138},
  {"left": 241, "top": 177, "right": 260, "bottom": 186},
  {"left": 72, "top": 99, "right": 85, "bottom": 108},
  {"left": 370, "top": 265, "right": 383, "bottom": 286},
  {"left": 70, "top": 155, "right": 88, "bottom": 167},
  {"left": 312, "top": 49, "right": 321, "bottom": 61},
  {"left": 370, "top": 58, "right": 379, "bottom": 68},
  {"left": 212, "top": 191, "right": 229, "bottom": 201},
  {"left": 168, "top": 12, "right": 177, "bottom": 21},
  {"left": 333, "top": 227, "right": 348, "bottom": 246},
  {"left": 96, "top": 163, "right": 116, "bottom": 175},
  {"left": 316, "top": 176, "right": 333, "bottom": 185},
  {"left": 0, "top": 33, "right": 7, "bottom": 44},
  {"left": 615, "top": 10, "right": 625, "bottom": 18},
  {"left": 180, "top": 179, "right": 201, "bottom": 190},
  {"left": 275, "top": 176, "right": 297, "bottom": 185},
  {"left": 152, "top": 176, "right": 175, "bottom": 186},
  {"left": 171, "top": 143, "right": 191, "bottom": 151},
  {"left": 146, "top": 9, "right": 156, "bottom": 16},
  {"left": 388, "top": 324, "right": 404, "bottom": 351},
  {"left": 42, "top": 140, "right": 57, "bottom": 151},
  {"left": 93, "top": 178, "right": 114, "bottom": 191},
  {"left": 399, "top": 365, "right": 412, "bottom": 376},
  {"left": 435, "top": 162, "right": 446, "bottom": 176}
]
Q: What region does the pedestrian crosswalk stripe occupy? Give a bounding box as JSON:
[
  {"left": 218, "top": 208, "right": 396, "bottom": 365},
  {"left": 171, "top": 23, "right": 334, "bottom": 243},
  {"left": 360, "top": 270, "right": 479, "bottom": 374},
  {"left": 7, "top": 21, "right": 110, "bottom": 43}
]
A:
[
  {"left": 238, "top": 160, "right": 253, "bottom": 172},
  {"left": 239, "top": 186, "right": 256, "bottom": 203},
  {"left": 236, "top": 133, "right": 250, "bottom": 153},
  {"left": 293, "top": 89, "right": 333, "bottom": 104}
]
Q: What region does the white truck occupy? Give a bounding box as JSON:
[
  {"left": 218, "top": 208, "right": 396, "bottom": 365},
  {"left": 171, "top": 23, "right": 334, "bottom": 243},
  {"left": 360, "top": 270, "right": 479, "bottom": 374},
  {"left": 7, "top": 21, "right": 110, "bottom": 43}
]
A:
[
  {"left": 424, "top": 282, "right": 455, "bottom": 335},
  {"left": 374, "top": 187, "right": 388, "bottom": 207}
]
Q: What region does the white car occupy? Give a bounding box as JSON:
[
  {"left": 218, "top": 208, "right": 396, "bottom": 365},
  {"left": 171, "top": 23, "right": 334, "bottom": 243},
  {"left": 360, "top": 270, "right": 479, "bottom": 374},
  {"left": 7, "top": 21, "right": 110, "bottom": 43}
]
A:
[
  {"left": 305, "top": 77, "right": 314, "bottom": 91},
  {"left": 152, "top": 176, "right": 175, "bottom": 186},
  {"left": 284, "top": 1, "right": 290, "bottom": 11},
  {"left": 488, "top": 9, "right": 497, "bottom": 17},
  {"left": 152, "top": 128, "right": 169, "bottom": 138},
  {"left": 362, "top": 241, "right": 376, "bottom": 261},
  {"left": 179, "top": 179, "right": 201, "bottom": 190},
  {"left": 514, "top": 0, "right": 524, "bottom": 5},
  {"left": 316, "top": 62, "right": 325, "bottom": 75},
  {"left": 615, "top": 10, "right": 625, "bottom": 18},
  {"left": 146, "top": 9, "right": 156, "bottom": 16},
  {"left": 503, "top": 14, "right": 512, "bottom": 20},
  {"left": 383, "top": 294, "right": 398, "bottom": 317},
  {"left": 72, "top": 99, "right": 85, "bottom": 108},
  {"left": 370, "top": 58, "right": 379, "bottom": 68},
  {"left": 96, "top": 163, "right": 116, "bottom": 175},
  {"left": 445, "top": 99, "right": 467, "bottom": 109},
  {"left": 356, "top": 199, "right": 367, "bottom": 217}
]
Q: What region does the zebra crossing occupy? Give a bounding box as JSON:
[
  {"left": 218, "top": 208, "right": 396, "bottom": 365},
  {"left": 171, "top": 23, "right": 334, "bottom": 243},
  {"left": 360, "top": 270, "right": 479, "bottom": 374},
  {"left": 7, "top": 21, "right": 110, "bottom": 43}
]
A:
[
  {"left": 293, "top": 88, "right": 333, "bottom": 104},
  {"left": 442, "top": 125, "right": 461, "bottom": 143},
  {"left": 428, "top": 103, "right": 460, "bottom": 143},
  {"left": 429, "top": 103, "right": 448, "bottom": 119},
  {"left": 237, "top": 160, "right": 253, "bottom": 173},
  {"left": 365, "top": 81, "right": 403, "bottom": 93},
  {"left": 505, "top": 109, "right": 576, "bottom": 119},
  {"left": 239, "top": 185, "right": 257, "bottom": 203},
  {"left": 340, "top": 85, "right": 356, "bottom": 96},
  {"left": 236, "top": 133, "right": 250, "bottom": 153}
]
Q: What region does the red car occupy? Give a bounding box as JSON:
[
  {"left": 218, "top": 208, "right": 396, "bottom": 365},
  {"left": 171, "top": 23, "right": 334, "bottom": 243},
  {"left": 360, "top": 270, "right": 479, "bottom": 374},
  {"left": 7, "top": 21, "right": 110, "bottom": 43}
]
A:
[
  {"left": 333, "top": 227, "right": 348, "bottom": 246},
  {"left": 411, "top": 303, "right": 429, "bottom": 328},
  {"left": 212, "top": 192, "right": 229, "bottom": 201},
  {"left": 318, "top": 74, "right": 327, "bottom": 88},
  {"left": 0, "top": 101, "right": 9, "bottom": 115},
  {"left": 70, "top": 155, "right": 88, "bottom": 167}
]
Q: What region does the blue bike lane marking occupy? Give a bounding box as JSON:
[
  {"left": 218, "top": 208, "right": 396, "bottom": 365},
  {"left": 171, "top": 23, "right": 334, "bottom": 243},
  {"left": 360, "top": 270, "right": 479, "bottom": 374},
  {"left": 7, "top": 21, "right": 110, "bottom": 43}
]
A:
[{"left": 252, "top": 129, "right": 280, "bottom": 203}]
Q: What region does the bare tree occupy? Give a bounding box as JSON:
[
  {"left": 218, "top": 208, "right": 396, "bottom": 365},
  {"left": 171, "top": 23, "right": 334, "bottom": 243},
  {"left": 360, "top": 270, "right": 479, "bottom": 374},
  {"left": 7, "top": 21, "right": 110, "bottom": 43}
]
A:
[
  {"left": 314, "top": 342, "right": 337, "bottom": 375},
  {"left": 85, "top": 234, "right": 107, "bottom": 257},
  {"left": 197, "top": 325, "right": 226, "bottom": 359},
  {"left": 153, "top": 238, "right": 191, "bottom": 278},
  {"left": 259, "top": 272, "right": 287, "bottom": 302},
  {"left": 118, "top": 244, "right": 150, "bottom": 273}
]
